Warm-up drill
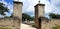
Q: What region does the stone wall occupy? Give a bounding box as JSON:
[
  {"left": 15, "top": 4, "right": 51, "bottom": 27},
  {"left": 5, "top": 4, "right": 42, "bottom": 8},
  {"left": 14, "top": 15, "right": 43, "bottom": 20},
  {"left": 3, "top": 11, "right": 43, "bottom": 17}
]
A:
[
  {"left": 41, "top": 19, "right": 60, "bottom": 29},
  {"left": 0, "top": 17, "right": 20, "bottom": 29},
  {"left": 0, "top": 1, "right": 23, "bottom": 29},
  {"left": 0, "top": 18, "right": 13, "bottom": 27}
]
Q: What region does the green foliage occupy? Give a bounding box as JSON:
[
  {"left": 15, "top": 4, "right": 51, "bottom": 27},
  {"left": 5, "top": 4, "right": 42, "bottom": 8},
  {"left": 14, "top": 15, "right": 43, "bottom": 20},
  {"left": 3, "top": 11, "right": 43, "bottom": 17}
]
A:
[
  {"left": 49, "top": 13, "right": 60, "bottom": 19},
  {"left": 0, "top": 3, "right": 9, "bottom": 15},
  {"left": 52, "top": 26, "right": 60, "bottom": 29},
  {"left": 0, "top": 27, "right": 12, "bottom": 29},
  {"left": 30, "top": 16, "right": 34, "bottom": 21},
  {"left": 22, "top": 13, "right": 34, "bottom": 22},
  {"left": 22, "top": 13, "right": 31, "bottom": 22}
]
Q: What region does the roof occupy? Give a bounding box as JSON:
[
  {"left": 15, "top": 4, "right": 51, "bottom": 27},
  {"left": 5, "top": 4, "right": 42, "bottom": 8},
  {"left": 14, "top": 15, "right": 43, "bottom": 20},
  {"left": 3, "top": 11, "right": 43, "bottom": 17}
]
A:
[
  {"left": 13, "top": 1, "right": 23, "bottom": 6},
  {"left": 34, "top": 4, "right": 45, "bottom": 7},
  {"left": 34, "top": 1, "right": 45, "bottom": 7}
]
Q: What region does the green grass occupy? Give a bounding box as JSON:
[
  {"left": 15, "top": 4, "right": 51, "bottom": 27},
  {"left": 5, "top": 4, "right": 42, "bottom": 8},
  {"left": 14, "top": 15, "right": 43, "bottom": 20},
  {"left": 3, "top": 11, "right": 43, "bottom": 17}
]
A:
[
  {"left": 0, "top": 27, "right": 12, "bottom": 29},
  {"left": 52, "top": 26, "right": 60, "bottom": 29},
  {"left": 31, "top": 23, "right": 36, "bottom": 27}
]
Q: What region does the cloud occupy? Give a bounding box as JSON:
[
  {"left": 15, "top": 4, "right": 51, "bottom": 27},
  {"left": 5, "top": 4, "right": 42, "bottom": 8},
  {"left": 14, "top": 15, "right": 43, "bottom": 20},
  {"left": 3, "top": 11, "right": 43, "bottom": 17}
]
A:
[
  {"left": 14, "top": 0, "right": 45, "bottom": 16},
  {"left": 0, "top": 0, "right": 13, "bottom": 17},
  {"left": 44, "top": 0, "right": 60, "bottom": 18},
  {"left": 0, "top": 15, "right": 4, "bottom": 18},
  {"left": 47, "top": 0, "right": 60, "bottom": 14},
  {"left": 20, "top": 0, "right": 39, "bottom": 16},
  {"left": 0, "top": 0, "right": 8, "bottom": 5},
  {"left": 14, "top": 0, "right": 60, "bottom": 18}
]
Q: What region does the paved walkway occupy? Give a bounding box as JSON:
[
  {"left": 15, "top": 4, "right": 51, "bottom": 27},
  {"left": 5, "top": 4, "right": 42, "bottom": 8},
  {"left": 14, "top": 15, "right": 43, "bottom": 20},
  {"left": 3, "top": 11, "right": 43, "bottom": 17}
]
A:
[{"left": 20, "top": 23, "right": 36, "bottom": 29}]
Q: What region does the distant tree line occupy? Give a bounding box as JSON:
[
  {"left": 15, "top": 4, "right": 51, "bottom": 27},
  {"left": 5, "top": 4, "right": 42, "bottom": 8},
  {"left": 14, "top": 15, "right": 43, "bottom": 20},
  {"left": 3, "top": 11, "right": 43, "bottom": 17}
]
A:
[
  {"left": 49, "top": 13, "right": 60, "bottom": 19},
  {"left": 22, "top": 13, "right": 34, "bottom": 22},
  {"left": 22, "top": 13, "right": 60, "bottom": 22}
]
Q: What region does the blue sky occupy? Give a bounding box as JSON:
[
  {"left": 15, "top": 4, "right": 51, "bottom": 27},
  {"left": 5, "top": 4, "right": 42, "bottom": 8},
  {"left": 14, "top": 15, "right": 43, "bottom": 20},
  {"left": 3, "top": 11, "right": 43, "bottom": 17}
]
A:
[
  {"left": 0, "top": 0, "right": 13, "bottom": 18},
  {"left": 0, "top": 0, "right": 60, "bottom": 18},
  {"left": 4, "top": 0, "right": 13, "bottom": 5}
]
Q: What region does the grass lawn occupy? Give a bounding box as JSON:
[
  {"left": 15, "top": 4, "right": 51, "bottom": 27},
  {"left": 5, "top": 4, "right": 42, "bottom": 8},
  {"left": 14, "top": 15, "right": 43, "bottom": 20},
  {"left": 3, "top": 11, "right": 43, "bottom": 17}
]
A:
[
  {"left": 0, "top": 27, "right": 12, "bottom": 29},
  {"left": 52, "top": 26, "right": 60, "bottom": 29}
]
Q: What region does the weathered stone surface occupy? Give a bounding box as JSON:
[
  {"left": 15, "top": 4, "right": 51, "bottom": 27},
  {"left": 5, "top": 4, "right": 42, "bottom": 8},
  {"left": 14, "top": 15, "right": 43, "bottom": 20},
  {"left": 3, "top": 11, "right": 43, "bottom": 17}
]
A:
[
  {"left": 13, "top": 1, "right": 23, "bottom": 29},
  {"left": 41, "top": 19, "right": 60, "bottom": 29},
  {"left": 34, "top": 1, "right": 45, "bottom": 29},
  {"left": 34, "top": 1, "right": 60, "bottom": 29},
  {"left": 0, "top": 1, "right": 23, "bottom": 29}
]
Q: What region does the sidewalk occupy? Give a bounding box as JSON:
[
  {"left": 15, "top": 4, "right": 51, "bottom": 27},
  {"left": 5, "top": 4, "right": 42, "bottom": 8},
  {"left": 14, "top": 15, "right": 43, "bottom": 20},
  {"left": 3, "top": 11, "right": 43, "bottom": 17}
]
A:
[{"left": 20, "top": 23, "right": 36, "bottom": 29}]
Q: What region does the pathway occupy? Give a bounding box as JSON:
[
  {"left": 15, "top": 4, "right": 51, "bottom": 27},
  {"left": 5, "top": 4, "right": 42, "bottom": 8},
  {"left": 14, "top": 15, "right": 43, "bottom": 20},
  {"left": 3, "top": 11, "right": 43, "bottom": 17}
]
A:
[{"left": 20, "top": 23, "right": 36, "bottom": 29}]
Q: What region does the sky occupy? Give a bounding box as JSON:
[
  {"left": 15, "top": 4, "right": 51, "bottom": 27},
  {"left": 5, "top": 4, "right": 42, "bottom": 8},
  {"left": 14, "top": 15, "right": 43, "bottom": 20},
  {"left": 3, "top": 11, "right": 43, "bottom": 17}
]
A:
[
  {"left": 0, "top": 0, "right": 60, "bottom": 18},
  {"left": 18, "top": 0, "right": 60, "bottom": 18},
  {"left": 0, "top": 0, "right": 13, "bottom": 18}
]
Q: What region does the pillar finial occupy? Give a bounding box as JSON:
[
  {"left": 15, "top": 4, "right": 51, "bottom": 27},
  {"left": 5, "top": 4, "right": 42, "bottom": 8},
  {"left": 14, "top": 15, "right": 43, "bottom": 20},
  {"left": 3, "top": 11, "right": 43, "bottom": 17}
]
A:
[
  {"left": 18, "top": 0, "right": 19, "bottom": 1},
  {"left": 38, "top": 1, "right": 40, "bottom": 4}
]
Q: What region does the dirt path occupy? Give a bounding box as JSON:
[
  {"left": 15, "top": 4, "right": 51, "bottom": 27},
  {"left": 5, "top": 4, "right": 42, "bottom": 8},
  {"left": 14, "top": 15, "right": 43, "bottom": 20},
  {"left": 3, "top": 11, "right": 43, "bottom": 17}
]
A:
[{"left": 20, "top": 23, "right": 36, "bottom": 29}]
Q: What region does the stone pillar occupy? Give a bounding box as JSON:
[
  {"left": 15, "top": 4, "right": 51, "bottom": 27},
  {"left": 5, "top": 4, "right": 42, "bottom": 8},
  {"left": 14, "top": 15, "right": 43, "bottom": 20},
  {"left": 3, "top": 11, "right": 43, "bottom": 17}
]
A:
[
  {"left": 13, "top": 1, "right": 23, "bottom": 29},
  {"left": 13, "top": 1, "right": 23, "bottom": 20},
  {"left": 34, "top": 1, "right": 45, "bottom": 29}
]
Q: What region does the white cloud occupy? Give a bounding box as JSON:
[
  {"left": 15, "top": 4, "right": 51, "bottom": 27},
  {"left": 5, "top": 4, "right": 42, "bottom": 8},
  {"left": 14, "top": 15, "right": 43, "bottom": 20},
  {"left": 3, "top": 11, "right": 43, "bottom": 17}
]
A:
[
  {"left": 0, "top": 0, "right": 13, "bottom": 17},
  {"left": 14, "top": 0, "right": 17, "bottom": 1},
  {"left": 20, "top": 0, "right": 39, "bottom": 16},
  {"left": 0, "top": 0, "right": 59, "bottom": 18},
  {"left": 14, "top": 0, "right": 60, "bottom": 17},
  {"left": 0, "top": 14, "right": 4, "bottom": 18},
  {"left": 47, "top": 0, "right": 60, "bottom": 14},
  {"left": 14, "top": 0, "right": 19, "bottom": 1},
  {"left": 0, "top": 0, "right": 13, "bottom": 10},
  {"left": 0, "top": 0, "right": 8, "bottom": 5},
  {"left": 44, "top": 0, "right": 60, "bottom": 18}
]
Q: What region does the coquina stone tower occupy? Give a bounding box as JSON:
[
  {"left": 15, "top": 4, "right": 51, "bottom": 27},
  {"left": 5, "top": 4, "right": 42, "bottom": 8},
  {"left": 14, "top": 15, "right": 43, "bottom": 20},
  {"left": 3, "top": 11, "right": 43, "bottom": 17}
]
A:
[
  {"left": 13, "top": 0, "right": 23, "bottom": 29},
  {"left": 13, "top": 1, "right": 23, "bottom": 20},
  {"left": 34, "top": 1, "right": 45, "bottom": 29}
]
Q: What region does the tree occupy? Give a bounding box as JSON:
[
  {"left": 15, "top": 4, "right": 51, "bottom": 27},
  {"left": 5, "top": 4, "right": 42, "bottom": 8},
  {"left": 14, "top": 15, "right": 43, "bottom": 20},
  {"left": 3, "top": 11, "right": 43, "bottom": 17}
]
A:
[
  {"left": 0, "top": 3, "right": 9, "bottom": 15},
  {"left": 22, "top": 13, "right": 31, "bottom": 22},
  {"left": 49, "top": 13, "right": 60, "bottom": 19},
  {"left": 30, "top": 16, "right": 34, "bottom": 21}
]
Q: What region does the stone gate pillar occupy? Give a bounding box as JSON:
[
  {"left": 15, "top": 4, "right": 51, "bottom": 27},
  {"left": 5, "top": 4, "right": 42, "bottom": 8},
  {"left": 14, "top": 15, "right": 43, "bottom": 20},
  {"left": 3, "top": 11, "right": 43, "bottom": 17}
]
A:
[
  {"left": 13, "top": 1, "right": 23, "bottom": 21},
  {"left": 34, "top": 1, "right": 45, "bottom": 29},
  {"left": 13, "top": 1, "right": 23, "bottom": 29}
]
